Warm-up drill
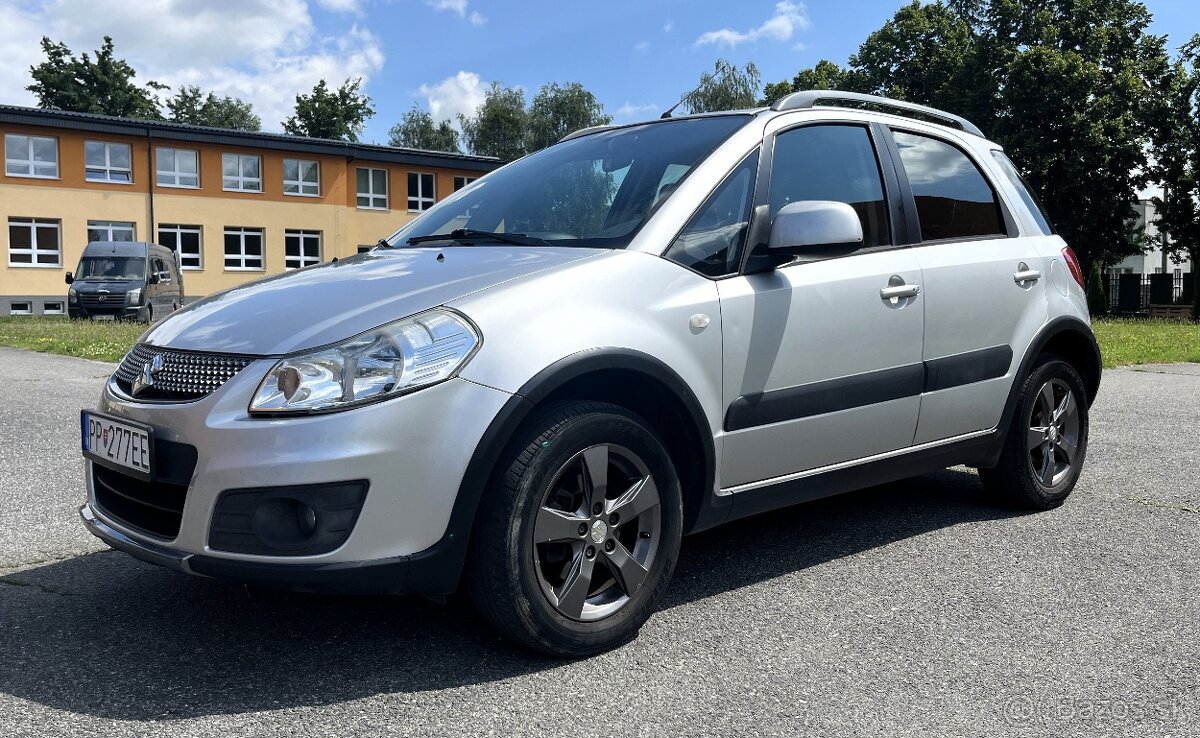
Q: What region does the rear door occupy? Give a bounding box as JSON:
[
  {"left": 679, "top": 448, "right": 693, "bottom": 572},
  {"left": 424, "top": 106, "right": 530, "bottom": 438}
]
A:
[{"left": 885, "top": 127, "right": 1046, "bottom": 443}]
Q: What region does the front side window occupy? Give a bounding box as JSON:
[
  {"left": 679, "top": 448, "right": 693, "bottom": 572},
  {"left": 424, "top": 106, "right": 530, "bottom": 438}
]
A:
[
  {"left": 85, "top": 141, "right": 133, "bottom": 183},
  {"left": 991, "top": 150, "right": 1051, "bottom": 235},
  {"left": 222, "top": 153, "right": 262, "bottom": 192},
  {"left": 5, "top": 134, "right": 58, "bottom": 178},
  {"left": 357, "top": 168, "right": 388, "bottom": 209},
  {"left": 892, "top": 130, "right": 1004, "bottom": 241},
  {"left": 408, "top": 172, "right": 435, "bottom": 211},
  {"left": 285, "top": 229, "right": 322, "bottom": 269},
  {"left": 284, "top": 159, "right": 320, "bottom": 196},
  {"left": 390, "top": 115, "right": 749, "bottom": 250},
  {"left": 8, "top": 217, "right": 61, "bottom": 266},
  {"left": 159, "top": 224, "right": 203, "bottom": 270},
  {"left": 665, "top": 150, "right": 759, "bottom": 277},
  {"left": 87, "top": 220, "right": 136, "bottom": 243},
  {"left": 224, "top": 227, "right": 264, "bottom": 270},
  {"left": 157, "top": 147, "right": 200, "bottom": 188},
  {"left": 768, "top": 124, "right": 890, "bottom": 248}
]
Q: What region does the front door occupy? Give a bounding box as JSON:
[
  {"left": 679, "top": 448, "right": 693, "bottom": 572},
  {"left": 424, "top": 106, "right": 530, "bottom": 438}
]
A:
[{"left": 718, "top": 122, "right": 925, "bottom": 489}]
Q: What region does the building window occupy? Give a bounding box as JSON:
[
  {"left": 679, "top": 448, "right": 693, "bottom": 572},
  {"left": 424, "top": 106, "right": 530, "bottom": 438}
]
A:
[
  {"left": 222, "top": 153, "right": 262, "bottom": 192},
  {"left": 408, "top": 172, "right": 435, "bottom": 211},
  {"left": 157, "top": 147, "right": 199, "bottom": 188},
  {"left": 85, "top": 141, "right": 133, "bottom": 183},
  {"left": 43, "top": 301, "right": 65, "bottom": 315},
  {"left": 283, "top": 159, "right": 320, "bottom": 196},
  {"left": 159, "top": 224, "right": 203, "bottom": 270},
  {"left": 87, "top": 220, "right": 136, "bottom": 243},
  {"left": 9, "top": 302, "right": 32, "bottom": 316},
  {"left": 453, "top": 175, "right": 476, "bottom": 191},
  {"left": 4, "top": 134, "right": 58, "bottom": 178},
  {"left": 8, "top": 217, "right": 61, "bottom": 267},
  {"left": 356, "top": 167, "right": 388, "bottom": 209},
  {"left": 224, "top": 227, "right": 265, "bottom": 270},
  {"left": 357, "top": 245, "right": 374, "bottom": 253},
  {"left": 285, "top": 230, "right": 322, "bottom": 269}
]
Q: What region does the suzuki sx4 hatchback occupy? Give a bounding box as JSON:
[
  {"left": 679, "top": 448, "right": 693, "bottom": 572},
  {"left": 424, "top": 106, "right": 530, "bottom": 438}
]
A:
[{"left": 80, "top": 92, "right": 1100, "bottom": 656}]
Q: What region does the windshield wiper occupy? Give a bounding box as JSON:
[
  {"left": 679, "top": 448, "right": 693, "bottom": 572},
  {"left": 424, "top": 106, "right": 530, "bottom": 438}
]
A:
[{"left": 407, "top": 228, "right": 551, "bottom": 248}]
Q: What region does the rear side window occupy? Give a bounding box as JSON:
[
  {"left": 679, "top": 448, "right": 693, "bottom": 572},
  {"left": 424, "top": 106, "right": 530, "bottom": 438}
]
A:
[
  {"left": 892, "top": 130, "right": 1004, "bottom": 241},
  {"left": 768, "top": 125, "right": 890, "bottom": 247},
  {"left": 991, "top": 151, "right": 1053, "bottom": 235}
]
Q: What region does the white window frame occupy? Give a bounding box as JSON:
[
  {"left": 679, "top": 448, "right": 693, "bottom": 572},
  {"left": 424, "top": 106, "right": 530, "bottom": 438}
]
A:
[
  {"left": 159, "top": 224, "right": 203, "bottom": 270},
  {"left": 222, "top": 153, "right": 262, "bottom": 192},
  {"left": 408, "top": 171, "right": 436, "bottom": 211},
  {"left": 43, "top": 301, "right": 65, "bottom": 315},
  {"left": 156, "top": 147, "right": 200, "bottom": 188},
  {"left": 284, "top": 229, "right": 322, "bottom": 269},
  {"left": 223, "top": 227, "right": 265, "bottom": 271},
  {"left": 453, "top": 175, "right": 477, "bottom": 191},
  {"left": 8, "top": 217, "right": 61, "bottom": 268},
  {"left": 87, "top": 220, "right": 137, "bottom": 243},
  {"left": 357, "top": 167, "right": 388, "bottom": 210},
  {"left": 4, "top": 134, "right": 59, "bottom": 179},
  {"left": 283, "top": 159, "right": 321, "bottom": 197},
  {"left": 85, "top": 140, "right": 133, "bottom": 183},
  {"left": 9, "top": 302, "right": 32, "bottom": 316}
]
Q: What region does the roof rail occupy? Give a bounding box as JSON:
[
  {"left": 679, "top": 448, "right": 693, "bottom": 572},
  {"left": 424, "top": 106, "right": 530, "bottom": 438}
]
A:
[
  {"left": 560, "top": 124, "right": 616, "bottom": 143},
  {"left": 770, "top": 90, "right": 984, "bottom": 137}
]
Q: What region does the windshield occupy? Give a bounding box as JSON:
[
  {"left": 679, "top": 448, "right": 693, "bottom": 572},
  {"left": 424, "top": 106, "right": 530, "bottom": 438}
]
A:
[
  {"left": 76, "top": 256, "right": 146, "bottom": 281},
  {"left": 388, "top": 115, "right": 751, "bottom": 249}
]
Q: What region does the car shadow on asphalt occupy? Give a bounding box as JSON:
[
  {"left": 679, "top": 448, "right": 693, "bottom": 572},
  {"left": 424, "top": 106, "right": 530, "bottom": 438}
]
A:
[{"left": 0, "top": 468, "right": 1019, "bottom": 720}]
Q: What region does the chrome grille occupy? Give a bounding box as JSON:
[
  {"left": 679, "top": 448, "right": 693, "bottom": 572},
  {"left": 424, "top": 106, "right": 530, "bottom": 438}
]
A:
[
  {"left": 80, "top": 293, "right": 122, "bottom": 308},
  {"left": 113, "top": 344, "right": 257, "bottom": 401}
]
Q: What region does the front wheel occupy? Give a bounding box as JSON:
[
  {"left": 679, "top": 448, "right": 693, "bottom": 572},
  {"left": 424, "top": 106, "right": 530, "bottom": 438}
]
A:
[
  {"left": 980, "top": 356, "right": 1089, "bottom": 510},
  {"left": 467, "top": 401, "right": 683, "bottom": 657}
]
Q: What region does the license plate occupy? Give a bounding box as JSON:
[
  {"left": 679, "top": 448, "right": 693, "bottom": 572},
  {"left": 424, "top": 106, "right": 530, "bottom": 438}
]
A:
[
  {"left": 91, "top": 315, "right": 115, "bottom": 321},
  {"left": 81, "top": 411, "right": 154, "bottom": 480}
]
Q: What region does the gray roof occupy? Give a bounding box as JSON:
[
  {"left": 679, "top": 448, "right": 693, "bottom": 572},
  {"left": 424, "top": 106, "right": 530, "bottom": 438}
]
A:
[{"left": 0, "top": 104, "right": 501, "bottom": 173}]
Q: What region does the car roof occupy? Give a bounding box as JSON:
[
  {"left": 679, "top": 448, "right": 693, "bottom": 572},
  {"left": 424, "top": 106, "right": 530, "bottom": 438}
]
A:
[{"left": 82, "top": 241, "right": 156, "bottom": 257}]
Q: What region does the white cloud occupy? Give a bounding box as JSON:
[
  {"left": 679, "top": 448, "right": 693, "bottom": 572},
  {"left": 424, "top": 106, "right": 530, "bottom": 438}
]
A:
[
  {"left": 316, "top": 0, "right": 363, "bottom": 13},
  {"left": 663, "top": 20, "right": 674, "bottom": 33},
  {"left": 418, "top": 70, "right": 488, "bottom": 127},
  {"left": 616, "top": 102, "right": 659, "bottom": 119},
  {"left": 0, "top": 0, "right": 384, "bottom": 131},
  {"left": 428, "top": 0, "right": 485, "bottom": 24},
  {"left": 694, "top": 1, "right": 810, "bottom": 49},
  {"left": 633, "top": 40, "right": 650, "bottom": 53}
]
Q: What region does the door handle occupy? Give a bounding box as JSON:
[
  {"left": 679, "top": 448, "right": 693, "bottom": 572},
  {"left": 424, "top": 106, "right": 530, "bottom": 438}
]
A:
[
  {"left": 880, "top": 284, "right": 920, "bottom": 300},
  {"left": 1013, "top": 263, "right": 1041, "bottom": 285}
]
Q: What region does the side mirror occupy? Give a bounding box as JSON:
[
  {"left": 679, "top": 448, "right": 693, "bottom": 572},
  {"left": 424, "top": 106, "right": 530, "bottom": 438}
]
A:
[
  {"left": 64, "top": 272, "right": 74, "bottom": 285},
  {"left": 768, "top": 201, "right": 863, "bottom": 254},
  {"left": 147, "top": 272, "right": 160, "bottom": 285}
]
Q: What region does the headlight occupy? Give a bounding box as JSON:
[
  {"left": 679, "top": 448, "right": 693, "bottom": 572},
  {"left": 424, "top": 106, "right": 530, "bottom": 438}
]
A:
[
  {"left": 127, "top": 288, "right": 142, "bottom": 304},
  {"left": 68, "top": 288, "right": 78, "bottom": 304},
  {"left": 249, "top": 308, "right": 480, "bottom": 415}
]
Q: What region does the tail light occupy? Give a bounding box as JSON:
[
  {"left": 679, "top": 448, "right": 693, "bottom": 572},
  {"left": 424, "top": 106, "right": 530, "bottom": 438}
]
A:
[{"left": 1062, "top": 246, "right": 1085, "bottom": 289}]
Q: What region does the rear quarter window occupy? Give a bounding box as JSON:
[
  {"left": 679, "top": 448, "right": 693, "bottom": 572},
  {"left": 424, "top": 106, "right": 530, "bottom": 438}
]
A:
[{"left": 990, "top": 150, "right": 1054, "bottom": 236}]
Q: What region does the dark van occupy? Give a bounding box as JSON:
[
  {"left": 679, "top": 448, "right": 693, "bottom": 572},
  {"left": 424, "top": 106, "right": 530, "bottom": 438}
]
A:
[{"left": 66, "top": 241, "right": 184, "bottom": 323}]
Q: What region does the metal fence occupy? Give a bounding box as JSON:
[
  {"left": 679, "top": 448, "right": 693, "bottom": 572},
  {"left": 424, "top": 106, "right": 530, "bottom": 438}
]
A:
[{"left": 1106, "top": 272, "right": 1193, "bottom": 312}]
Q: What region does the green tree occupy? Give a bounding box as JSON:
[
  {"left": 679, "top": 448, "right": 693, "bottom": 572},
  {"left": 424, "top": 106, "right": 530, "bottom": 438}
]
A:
[
  {"left": 1086, "top": 261, "right": 1109, "bottom": 316},
  {"left": 282, "top": 78, "right": 374, "bottom": 141},
  {"left": 681, "top": 59, "right": 761, "bottom": 114},
  {"left": 387, "top": 105, "right": 460, "bottom": 152},
  {"left": 762, "top": 59, "right": 868, "bottom": 105},
  {"left": 459, "top": 82, "right": 528, "bottom": 160},
  {"left": 1150, "top": 35, "right": 1200, "bottom": 320},
  {"left": 27, "top": 36, "right": 165, "bottom": 119},
  {"left": 166, "top": 86, "right": 261, "bottom": 130},
  {"left": 525, "top": 82, "right": 612, "bottom": 153}
]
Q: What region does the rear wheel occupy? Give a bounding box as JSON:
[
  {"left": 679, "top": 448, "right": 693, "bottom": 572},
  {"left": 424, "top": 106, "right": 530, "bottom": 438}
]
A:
[
  {"left": 980, "top": 356, "right": 1089, "bottom": 510},
  {"left": 467, "top": 401, "right": 683, "bottom": 657}
]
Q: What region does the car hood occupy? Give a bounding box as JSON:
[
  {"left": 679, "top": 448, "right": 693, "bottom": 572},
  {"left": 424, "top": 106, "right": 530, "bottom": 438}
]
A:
[{"left": 143, "top": 247, "right": 603, "bottom": 355}]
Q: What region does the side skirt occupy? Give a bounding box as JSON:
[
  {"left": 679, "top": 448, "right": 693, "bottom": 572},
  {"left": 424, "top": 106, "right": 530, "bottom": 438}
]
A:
[{"left": 717, "top": 430, "right": 1003, "bottom": 526}]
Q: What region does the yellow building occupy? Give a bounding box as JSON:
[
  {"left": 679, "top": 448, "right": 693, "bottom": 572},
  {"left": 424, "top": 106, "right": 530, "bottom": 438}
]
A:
[{"left": 0, "top": 104, "right": 500, "bottom": 315}]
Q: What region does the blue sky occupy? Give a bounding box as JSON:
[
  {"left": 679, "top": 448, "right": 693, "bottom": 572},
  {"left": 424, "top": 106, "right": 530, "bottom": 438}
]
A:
[{"left": 1, "top": 0, "right": 1197, "bottom": 145}]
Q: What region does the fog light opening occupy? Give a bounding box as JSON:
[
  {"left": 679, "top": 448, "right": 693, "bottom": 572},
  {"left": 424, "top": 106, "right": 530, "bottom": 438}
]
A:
[
  {"left": 250, "top": 497, "right": 321, "bottom": 549},
  {"left": 297, "top": 502, "right": 318, "bottom": 538}
]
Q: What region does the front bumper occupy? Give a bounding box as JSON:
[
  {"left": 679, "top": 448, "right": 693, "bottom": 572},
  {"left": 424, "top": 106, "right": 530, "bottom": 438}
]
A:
[{"left": 84, "top": 368, "right": 513, "bottom": 592}]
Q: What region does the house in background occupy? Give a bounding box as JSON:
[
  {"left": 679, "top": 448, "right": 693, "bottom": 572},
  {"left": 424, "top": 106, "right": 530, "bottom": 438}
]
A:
[
  {"left": 1, "top": 105, "right": 500, "bottom": 316},
  {"left": 1110, "top": 200, "right": 1192, "bottom": 278}
]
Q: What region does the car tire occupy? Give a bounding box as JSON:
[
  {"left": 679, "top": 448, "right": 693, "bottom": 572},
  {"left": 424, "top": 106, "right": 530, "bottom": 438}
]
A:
[
  {"left": 979, "top": 355, "right": 1089, "bottom": 510},
  {"left": 467, "top": 400, "right": 683, "bottom": 657}
]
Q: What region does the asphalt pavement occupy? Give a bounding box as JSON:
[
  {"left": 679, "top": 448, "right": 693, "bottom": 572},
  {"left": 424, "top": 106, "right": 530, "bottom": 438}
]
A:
[{"left": 0, "top": 347, "right": 1197, "bottom": 737}]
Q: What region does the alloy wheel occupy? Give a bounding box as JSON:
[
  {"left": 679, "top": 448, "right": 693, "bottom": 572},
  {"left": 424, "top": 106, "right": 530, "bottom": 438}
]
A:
[{"left": 1026, "top": 377, "right": 1081, "bottom": 488}]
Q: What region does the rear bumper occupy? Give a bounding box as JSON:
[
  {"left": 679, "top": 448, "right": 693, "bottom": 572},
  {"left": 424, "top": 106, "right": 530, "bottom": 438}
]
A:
[{"left": 81, "top": 502, "right": 430, "bottom": 593}]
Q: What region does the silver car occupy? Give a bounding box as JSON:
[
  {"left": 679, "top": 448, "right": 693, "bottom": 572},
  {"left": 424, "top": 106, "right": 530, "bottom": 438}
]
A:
[{"left": 79, "top": 91, "right": 1101, "bottom": 656}]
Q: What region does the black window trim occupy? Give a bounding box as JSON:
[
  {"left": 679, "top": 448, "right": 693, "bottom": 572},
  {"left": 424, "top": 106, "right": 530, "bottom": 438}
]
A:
[{"left": 884, "top": 124, "right": 1019, "bottom": 245}]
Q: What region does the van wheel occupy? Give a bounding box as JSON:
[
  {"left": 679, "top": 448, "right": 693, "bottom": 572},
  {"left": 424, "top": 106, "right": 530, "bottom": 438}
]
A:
[
  {"left": 980, "top": 356, "right": 1089, "bottom": 510},
  {"left": 137, "top": 305, "right": 152, "bottom": 324},
  {"left": 467, "top": 401, "right": 683, "bottom": 657}
]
